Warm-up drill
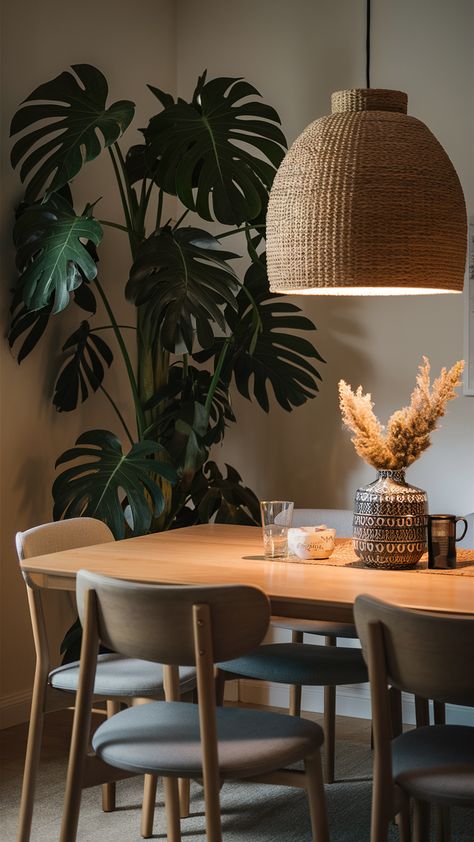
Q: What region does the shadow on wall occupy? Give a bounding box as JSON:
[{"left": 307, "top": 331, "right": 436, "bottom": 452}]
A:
[{"left": 301, "top": 294, "right": 376, "bottom": 508}]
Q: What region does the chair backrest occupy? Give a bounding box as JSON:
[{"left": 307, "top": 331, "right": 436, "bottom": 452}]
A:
[
  {"left": 458, "top": 512, "right": 474, "bottom": 548},
  {"left": 76, "top": 570, "right": 270, "bottom": 666},
  {"left": 16, "top": 517, "right": 114, "bottom": 563},
  {"left": 16, "top": 518, "right": 115, "bottom": 670},
  {"left": 292, "top": 508, "right": 353, "bottom": 537},
  {"left": 354, "top": 594, "right": 474, "bottom": 707}
]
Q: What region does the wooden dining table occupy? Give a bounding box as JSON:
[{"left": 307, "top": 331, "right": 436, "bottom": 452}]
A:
[{"left": 21, "top": 523, "right": 474, "bottom": 622}]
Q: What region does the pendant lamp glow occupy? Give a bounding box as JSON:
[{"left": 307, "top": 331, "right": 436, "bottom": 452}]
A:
[{"left": 266, "top": 88, "right": 466, "bottom": 295}]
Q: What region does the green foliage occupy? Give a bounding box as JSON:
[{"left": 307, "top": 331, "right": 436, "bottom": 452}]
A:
[
  {"left": 9, "top": 64, "right": 324, "bottom": 545},
  {"left": 127, "top": 227, "right": 239, "bottom": 352},
  {"left": 145, "top": 73, "right": 287, "bottom": 225},
  {"left": 53, "top": 430, "right": 176, "bottom": 539},
  {"left": 13, "top": 194, "right": 102, "bottom": 314},
  {"left": 195, "top": 258, "right": 325, "bottom": 411},
  {"left": 10, "top": 64, "right": 134, "bottom": 201},
  {"left": 53, "top": 322, "right": 113, "bottom": 412}
]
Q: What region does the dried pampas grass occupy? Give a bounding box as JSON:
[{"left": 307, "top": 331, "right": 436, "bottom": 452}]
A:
[{"left": 339, "top": 357, "right": 464, "bottom": 471}]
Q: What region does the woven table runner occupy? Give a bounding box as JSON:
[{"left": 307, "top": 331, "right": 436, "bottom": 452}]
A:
[{"left": 287, "top": 539, "right": 474, "bottom": 576}]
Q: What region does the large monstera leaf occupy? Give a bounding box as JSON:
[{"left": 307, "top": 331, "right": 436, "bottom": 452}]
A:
[
  {"left": 53, "top": 321, "right": 113, "bottom": 412},
  {"left": 13, "top": 194, "right": 102, "bottom": 314},
  {"left": 10, "top": 64, "right": 135, "bottom": 201},
  {"left": 127, "top": 226, "right": 239, "bottom": 353},
  {"left": 196, "top": 258, "right": 324, "bottom": 412},
  {"left": 53, "top": 430, "right": 177, "bottom": 539},
  {"left": 144, "top": 73, "right": 287, "bottom": 225}
]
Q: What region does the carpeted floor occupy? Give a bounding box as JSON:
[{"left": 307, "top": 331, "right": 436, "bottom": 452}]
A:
[{"left": 1, "top": 710, "right": 473, "bottom": 840}]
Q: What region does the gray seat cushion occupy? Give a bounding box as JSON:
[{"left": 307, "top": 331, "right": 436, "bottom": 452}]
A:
[
  {"left": 92, "top": 701, "right": 323, "bottom": 779},
  {"left": 271, "top": 616, "right": 357, "bottom": 639},
  {"left": 392, "top": 725, "right": 474, "bottom": 806},
  {"left": 218, "top": 642, "right": 368, "bottom": 686},
  {"left": 49, "top": 653, "right": 196, "bottom": 698}
]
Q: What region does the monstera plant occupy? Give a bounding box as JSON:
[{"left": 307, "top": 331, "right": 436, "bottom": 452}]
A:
[{"left": 9, "top": 65, "right": 324, "bottom": 540}]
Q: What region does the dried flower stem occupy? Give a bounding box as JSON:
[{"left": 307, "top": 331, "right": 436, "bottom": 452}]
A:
[{"left": 338, "top": 357, "right": 464, "bottom": 470}]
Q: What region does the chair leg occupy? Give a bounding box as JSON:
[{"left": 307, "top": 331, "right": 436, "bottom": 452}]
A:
[
  {"left": 304, "top": 750, "right": 329, "bottom": 842},
  {"left": 140, "top": 774, "right": 158, "bottom": 838},
  {"left": 415, "top": 696, "right": 430, "bottom": 728},
  {"left": 178, "top": 778, "right": 190, "bottom": 818},
  {"left": 389, "top": 687, "right": 403, "bottom": 738},
  {"left": 163, "top": 777, "right": 181, "bottom": 842},
  {"left": 323, "top": 685, "right": 336, "bottom": 783},
  {"left": 215, "top": 669, "right": 226, "bottom": 706},
  {"left": 289, "top": 630, "right": 304, "bottom": 717},
  {"left": 413, "top": 800, "right": 430, "bottom": 842},
  {"left": 396, "top": 802, "right": 411, "bottom": 842},
  {"left": 323, "top": 635, "right": 337, "bottom": 783},
  {"left": 101, "top": 700, "right": 120, "bottom": 812},
  {"left": 434, "top": 805, "right": 451, "bottom": 842},
  {"left": 17, "top": 674, "right": 49, "bottom": 842},
  {"left": 433, "top": 701, "right": 446, "bottom": 725}
]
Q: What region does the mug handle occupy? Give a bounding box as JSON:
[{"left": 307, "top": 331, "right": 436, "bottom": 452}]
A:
[{"left": 455, "top": 517, "right": 468, "bottom": 542}]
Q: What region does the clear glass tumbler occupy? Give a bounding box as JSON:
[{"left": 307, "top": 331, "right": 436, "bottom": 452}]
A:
[{"left": 260, "top": 500, "right": 294, "bottom": 559}]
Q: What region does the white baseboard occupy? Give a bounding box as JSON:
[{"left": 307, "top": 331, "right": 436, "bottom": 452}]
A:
[
  {"left": 0, "top": 689, "right": 32, "bottom": 730},
  {"left": 238, "top": 679, "right": 474, "bottom": 727}
]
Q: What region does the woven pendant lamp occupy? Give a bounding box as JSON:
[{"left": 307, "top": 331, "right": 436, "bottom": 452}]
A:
[{"left": 266, "top": 88, "right": 466, "bottom": 295}]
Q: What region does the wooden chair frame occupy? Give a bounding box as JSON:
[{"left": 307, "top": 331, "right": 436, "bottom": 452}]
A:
[
  {"left": 355, "top": 596, "right": 474, "bottom": 842},
  {"left": 60, "top": 577, "right": 329, "bottom": 842},
  {"left": 16, "top": 518, "right": 192, "bottom": 842}
]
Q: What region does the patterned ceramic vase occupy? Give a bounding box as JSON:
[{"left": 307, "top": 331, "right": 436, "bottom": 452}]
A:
[{"left": 353, "top": 470, "right": 427, "bottom": 569}]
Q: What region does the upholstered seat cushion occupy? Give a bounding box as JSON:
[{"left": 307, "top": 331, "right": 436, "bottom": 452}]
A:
[
  {"left": 92, "top": 701, "right": 323, "bottom": 779},
  {"left": 392, "top": 725, "right": 474, "bottom": 806},
  {"left": 218, "top": 642, "right": 368, "bottom": 686},
  {"left": 271, "top": 616, "right": 357, "bottom": 639},
  {"left": 49, "top": 653, "right": 196, "bottom": 698}
]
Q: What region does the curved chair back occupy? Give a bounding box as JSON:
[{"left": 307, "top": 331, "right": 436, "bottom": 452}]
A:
[
  {"left": 76, "top": 571, "right": 271, "bottom": 666},
  {"left": 16, "top": 518, "right": 115, "bottom": 671},
  {"left": 16, "top": 517, "right": 114, "bottom": 564},
  {"left": 292, "top": 508, "right": 353, "bottom": 537},
  {"left": 354, "top": 594, "right": 474, "bottom": 707}
]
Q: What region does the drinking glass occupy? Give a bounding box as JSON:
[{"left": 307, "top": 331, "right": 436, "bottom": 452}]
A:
[{"left": 260, "top": 500, "right": 294, "bottom": 559}]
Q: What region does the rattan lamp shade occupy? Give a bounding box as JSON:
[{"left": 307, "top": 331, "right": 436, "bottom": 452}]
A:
[{"left": 266, "top": 89, "right": 466, "bottom": 295}]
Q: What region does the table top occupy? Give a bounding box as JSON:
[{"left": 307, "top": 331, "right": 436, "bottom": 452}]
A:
[{"left": 21, "top": 524, "right": 474, "bottom": 623}]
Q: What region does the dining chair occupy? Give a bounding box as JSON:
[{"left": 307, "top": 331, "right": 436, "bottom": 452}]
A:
[
  {"left": 354, "top": 594, "right": 474, "bottom": 842},
  {"left": 16, "top": 518, "right": 196, "bottom": 842},
  {"left": 60, "top": 571, "right": 329, "bottom": 842},
  {"left": 218, "top": 507, "right": 366, "bottom": 783}
]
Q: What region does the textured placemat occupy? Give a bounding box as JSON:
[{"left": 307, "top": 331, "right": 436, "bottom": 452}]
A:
[{"left": 286, "top": 539, "right": 474, "bottom": 576}]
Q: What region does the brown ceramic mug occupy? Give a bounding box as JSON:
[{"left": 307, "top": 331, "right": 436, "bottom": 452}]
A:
[{"left": 427, "top": 514, "right": 468, "bottom": 569}]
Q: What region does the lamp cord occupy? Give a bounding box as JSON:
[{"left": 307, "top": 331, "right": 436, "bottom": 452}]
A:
[{"left": 366, "top": 0, "right": 371, "bottom": 88}]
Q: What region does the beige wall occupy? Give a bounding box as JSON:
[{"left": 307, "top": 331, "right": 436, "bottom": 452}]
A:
[
  {"left": 177, "top": 0, "right": 474, "bottom": 512},
  {"left": 0, "top": 0, "right": 177, "bottom": 726},
  {"left": 1, "top": 0, "right": 473, "bottom": 727}
]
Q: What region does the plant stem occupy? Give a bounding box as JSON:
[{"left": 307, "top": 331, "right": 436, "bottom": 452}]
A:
[
  {"left": 115, "top": 144, "right": 138, "bottom": 225},
  {"left": 98, "top": 219, "right": 130, "bottom": 234},
  {"left": 93, "top": 276, "right": 145, "bottom": 438},
  {"left": 99, "top": 384, "right": 134, "bottom": 447},
  {"left": 204, "top": 339, "right": 231, "bottom": 417},
  {"left": 173, "top": 208, "right": 189, "bottom": 230},
  {"left": 156, "top": 189, "right": 164, "bottom": 230},
  {"left": 108, "top": 146, "right": 135, "bottom": 254},
  {"left": 91, "top": 325, "right": 137, "bottom": 332},
  {"left": 215, "top": 224, "right": 266, "bottom": 239}
]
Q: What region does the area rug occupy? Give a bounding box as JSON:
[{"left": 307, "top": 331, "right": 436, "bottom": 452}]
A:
[{"left": 2, "top": 738, "right": 473, "bottom": 840}]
